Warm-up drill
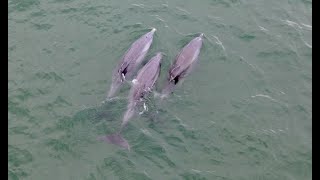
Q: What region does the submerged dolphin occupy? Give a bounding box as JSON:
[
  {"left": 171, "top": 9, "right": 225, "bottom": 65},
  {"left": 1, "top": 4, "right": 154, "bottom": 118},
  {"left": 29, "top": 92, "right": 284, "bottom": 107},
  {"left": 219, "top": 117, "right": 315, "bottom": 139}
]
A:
[
  {"left": 107, "top": 28, "right": 157, "bottom": 98},
  {"left": 161, "top": 33, "right": 204, "bottom": 97},
  {"left": 99, "top": 52, "right": 163, "bottom": 150}
]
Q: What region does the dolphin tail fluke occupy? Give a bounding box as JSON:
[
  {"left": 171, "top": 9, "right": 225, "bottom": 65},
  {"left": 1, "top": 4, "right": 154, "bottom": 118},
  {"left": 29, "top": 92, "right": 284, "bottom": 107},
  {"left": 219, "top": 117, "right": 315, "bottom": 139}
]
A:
[{"left": 98, "top": 133, "right": 130, "bottom": 151}]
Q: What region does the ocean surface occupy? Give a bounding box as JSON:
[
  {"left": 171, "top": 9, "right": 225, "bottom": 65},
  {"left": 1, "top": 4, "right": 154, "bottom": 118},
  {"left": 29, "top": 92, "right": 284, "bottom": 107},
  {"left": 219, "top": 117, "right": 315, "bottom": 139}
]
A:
[{"left": 8, "top": 0, "right": 312, "bottom": 179}]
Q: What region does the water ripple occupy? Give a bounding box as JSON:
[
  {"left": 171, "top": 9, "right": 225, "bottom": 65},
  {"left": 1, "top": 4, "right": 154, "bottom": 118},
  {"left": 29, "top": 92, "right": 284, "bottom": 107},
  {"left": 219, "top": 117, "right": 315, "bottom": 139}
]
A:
[{"left": 8, "top": 0, "right": 311, "bottom": 179}]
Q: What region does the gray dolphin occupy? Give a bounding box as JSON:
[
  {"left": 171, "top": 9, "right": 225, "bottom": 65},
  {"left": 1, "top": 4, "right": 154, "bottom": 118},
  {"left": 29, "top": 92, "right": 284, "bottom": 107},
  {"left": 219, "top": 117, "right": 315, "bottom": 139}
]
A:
[
  {"left": 99, "top": 52, "right": 163, "bottom": 150},
  {"left": 107, "top": 28, "right": 157, "bottom": 98},
  {"left": 161, "top": 33, "right": 204, "bottom": 97}
]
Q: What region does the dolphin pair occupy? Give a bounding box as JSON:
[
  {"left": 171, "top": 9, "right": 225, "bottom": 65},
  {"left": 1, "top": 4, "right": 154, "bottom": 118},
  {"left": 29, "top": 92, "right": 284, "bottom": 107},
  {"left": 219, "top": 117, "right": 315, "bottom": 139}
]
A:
[{"left": 102, "top": 30, "right": 204, "bottom": 150}]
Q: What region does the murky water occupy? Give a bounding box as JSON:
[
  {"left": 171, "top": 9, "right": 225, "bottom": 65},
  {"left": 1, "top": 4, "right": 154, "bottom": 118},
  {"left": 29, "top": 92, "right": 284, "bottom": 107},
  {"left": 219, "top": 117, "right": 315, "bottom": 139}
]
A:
[{"left": 8, "top": 0, "right": 312, "bottom": 179}]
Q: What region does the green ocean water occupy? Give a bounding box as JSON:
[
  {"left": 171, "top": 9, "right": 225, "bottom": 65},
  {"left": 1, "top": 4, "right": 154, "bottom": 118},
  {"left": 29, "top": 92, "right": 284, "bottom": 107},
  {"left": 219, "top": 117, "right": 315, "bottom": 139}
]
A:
[{"left": 8, "top": 0, "right": 312, "bottom": 179}]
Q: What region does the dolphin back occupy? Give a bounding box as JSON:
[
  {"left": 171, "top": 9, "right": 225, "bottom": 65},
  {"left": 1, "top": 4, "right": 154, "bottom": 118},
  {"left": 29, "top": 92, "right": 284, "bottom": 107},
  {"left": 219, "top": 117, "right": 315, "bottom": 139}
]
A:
[
  {"left": 107, "top": 29, "right": 156, "bottom": 98},
  {"left": 117, "top": 29, "right": 156, "bottom": 79},
  {"left": 136, "top": 53, "right": 162, "bottom": 87},
  {"left": 169, "top": 36, "right": 203, "bottom": 80},
  {"left": 161, "top": 34, "right": 204, "bottom": 96},
  {"left": 130, "top": 52, "right": 163, "bottom": 101}
]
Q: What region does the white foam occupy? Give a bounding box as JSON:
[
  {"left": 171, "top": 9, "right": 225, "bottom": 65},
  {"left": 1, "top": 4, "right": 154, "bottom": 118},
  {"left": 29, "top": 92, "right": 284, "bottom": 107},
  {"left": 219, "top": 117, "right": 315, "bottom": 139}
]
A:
[
  {"left": 283, "top": 19, "right": 302, "bottom": 29},
  {"left": 239, "top": 56, "right": 264, "bottom": 74},
  {"left": 132, "top": 79, "right": 138, "bottom": 84},
  {"left": 211, "top": 35, "right": 226, "bottom": 52},
  {"left": 140, "top": 128, "right": 151, "bottom": 136},
  {"left": 301, "top": 23, "right": 312, "bottom": 30},
  {"left": 131, "top": 4, "right": 145, "bottom": 8},
  {"left": 176, "top": 6, "right": 191, "bottom": 14},
  {"left": 191, "top": 169, "right": 202, "bottom": 173},
  {"left": 259, "top": 26, "right": 268, "bottom": 32},
  {"left": 304, "top": 42, "right": 312, "bottom": 48},
  {"left": 251, "top": 94, "right": 277, "bottom": 102}
]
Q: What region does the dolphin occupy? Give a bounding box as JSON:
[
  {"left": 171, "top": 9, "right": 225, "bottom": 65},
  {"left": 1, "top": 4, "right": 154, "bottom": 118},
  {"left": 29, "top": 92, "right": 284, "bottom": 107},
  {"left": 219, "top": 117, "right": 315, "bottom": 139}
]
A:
[
  {"left": 161, "top": 33, "right": 204, "bottom": 97},
  {"left": 107, "top": 28, "right": 157, "bottom": 98},
  {"left": 99, "top": 52, "right": 163, "bottom": 150}
]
